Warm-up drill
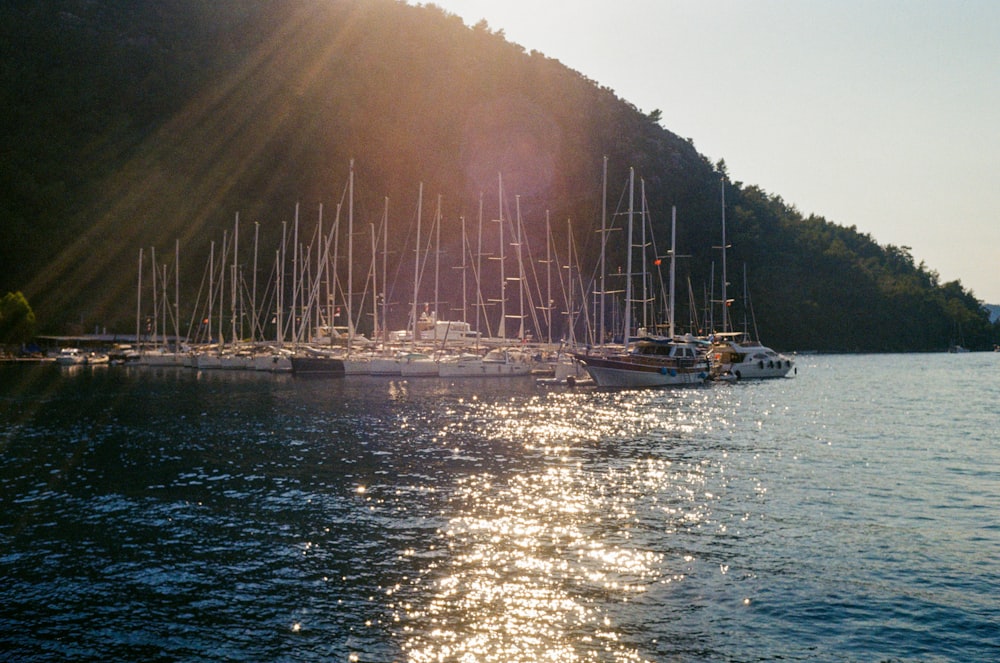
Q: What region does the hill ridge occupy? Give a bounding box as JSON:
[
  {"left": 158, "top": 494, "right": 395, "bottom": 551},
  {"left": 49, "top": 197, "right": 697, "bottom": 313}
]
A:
[{"left": 2, "top": 0, "right": 996, "bottom": 350}]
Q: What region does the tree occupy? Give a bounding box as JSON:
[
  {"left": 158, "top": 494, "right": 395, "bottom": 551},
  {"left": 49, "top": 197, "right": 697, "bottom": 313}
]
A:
[{"left": 0, "top": 291, "right": 37, "bottom": 345}]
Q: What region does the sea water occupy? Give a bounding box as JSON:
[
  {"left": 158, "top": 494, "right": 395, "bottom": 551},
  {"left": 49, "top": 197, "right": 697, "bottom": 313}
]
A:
[{"left": 1, "top": 353, "right": 998, "bottom": 661}]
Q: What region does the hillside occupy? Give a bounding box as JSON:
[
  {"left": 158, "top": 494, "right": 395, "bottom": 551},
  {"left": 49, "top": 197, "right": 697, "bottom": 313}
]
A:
[{"left": 2, "top": 0, "right": 997, "bottom": 351}]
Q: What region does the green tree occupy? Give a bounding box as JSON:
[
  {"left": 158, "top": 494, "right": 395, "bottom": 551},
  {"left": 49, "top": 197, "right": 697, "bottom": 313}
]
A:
[{"left": 0, "top": 291, "right": 36, "bottom": 345}]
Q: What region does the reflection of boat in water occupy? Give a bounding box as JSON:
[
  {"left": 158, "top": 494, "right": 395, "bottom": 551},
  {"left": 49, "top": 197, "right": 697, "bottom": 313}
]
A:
[
  {"left": 709, "top": 332, "right": 795, "bottom": 380},
  {"left": 573, "top": 337, "right": 709, "bottom": 388}
]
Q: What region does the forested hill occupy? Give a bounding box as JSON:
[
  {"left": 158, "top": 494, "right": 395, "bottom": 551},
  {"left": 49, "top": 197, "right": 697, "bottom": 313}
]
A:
[{"left": 2, "top": 0, "right": 996, "bottom": 351}]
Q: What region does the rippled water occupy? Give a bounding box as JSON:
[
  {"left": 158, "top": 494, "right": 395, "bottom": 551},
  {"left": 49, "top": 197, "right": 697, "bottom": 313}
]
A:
[{"left": 1, "top": 354, "right": 998, "bottom": 661}]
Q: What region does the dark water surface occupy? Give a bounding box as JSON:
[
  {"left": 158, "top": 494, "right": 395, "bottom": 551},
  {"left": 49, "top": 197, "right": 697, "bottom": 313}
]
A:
[{"left": 1, "top": 354, "right": 998, "bottom": 661}]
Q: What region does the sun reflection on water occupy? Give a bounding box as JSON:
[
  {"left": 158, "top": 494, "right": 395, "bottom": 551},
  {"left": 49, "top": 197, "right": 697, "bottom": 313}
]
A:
[{"left": 394, "top": 389, "right": 722, "bottom": 662}]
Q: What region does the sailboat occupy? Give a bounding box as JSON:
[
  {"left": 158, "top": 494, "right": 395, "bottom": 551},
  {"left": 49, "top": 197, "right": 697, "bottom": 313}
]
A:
[
  {"left": 289, "top": 201, "right": 345, "bottom": 376},
  {"left": 708, "top": 177, "right": 794, "bottom": 380},
  {"left": 573, "top": 169, "right": 709, "bottom": 388},
  {"left": 438, "top": 176, "right": 535, "bottom": 378}
]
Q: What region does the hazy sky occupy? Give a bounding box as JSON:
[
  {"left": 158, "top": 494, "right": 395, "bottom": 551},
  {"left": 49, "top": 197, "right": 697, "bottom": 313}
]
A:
[{"left": 418, "top": 0, "right": 1000, "bottom": 303}]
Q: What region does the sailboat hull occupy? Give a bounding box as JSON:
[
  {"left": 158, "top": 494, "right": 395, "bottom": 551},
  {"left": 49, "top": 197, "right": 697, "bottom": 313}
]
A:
[
  {"left": 290, "top": 356, "right": 345, "bottom": 376},
  {"left": 574, "top": 354, "right": 707, "bottom": 388},
  {"left": 437, "top": 353, "right": 533, "bottom": 377}
]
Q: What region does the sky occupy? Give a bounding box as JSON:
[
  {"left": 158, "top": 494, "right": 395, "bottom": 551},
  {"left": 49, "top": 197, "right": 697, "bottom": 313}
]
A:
[{"left": 416, "top": 0, "right": 1000, "bottom": 303}]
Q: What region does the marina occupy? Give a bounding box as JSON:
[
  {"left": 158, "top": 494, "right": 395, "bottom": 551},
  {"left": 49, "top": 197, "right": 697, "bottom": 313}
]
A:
[
  {"left": 18, "top": 162, "right": 803, "bottom": 387},
  {"left": 3, "top": 5, "right": 997, "bottom": 660}
]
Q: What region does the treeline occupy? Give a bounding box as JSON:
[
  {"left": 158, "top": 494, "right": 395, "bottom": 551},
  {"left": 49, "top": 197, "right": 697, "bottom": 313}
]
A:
[
  {"left": 719, "top": 185, "right": 993, "bottom": 351},
  {"left": 1, "top": 0, "right": 996, "bottom": 350}
]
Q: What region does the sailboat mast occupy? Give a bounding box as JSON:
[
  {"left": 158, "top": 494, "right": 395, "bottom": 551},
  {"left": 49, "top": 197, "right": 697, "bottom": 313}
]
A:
[
  {"left": 161, "top": 262, "right": 167, "bottom": 350},
  {"left": 497, "top": 173, "right": 506, "bottom": 339},
  {"left": 669, "top": 206, "right": 677, "bottom": 339},
  {"left": 320, "top": 210, "right": 336, "bottom": 345},
  {"left": 567, "top": 217, "right": 575, "bottom": 346},
  {"left": 460, "top": 216, "right": 468, "bottom": 325},
  {"left": 545, "top": 211, "right": 552, "bottom": 345},
  {"left": 218, "top": 230, "right": 227, "bottom": 347},
  {"left": 434, "top": 194, "right": 441, "bottom": 324},
  {"left": 277, "top": 221, "right": 285, "bottom": 346},
  {"left": 640, "top": 178, "right": 649, "bottom": 333},
  {"left": 251, "top": 223, "right": 258, "bottom": 343},
  {"left": 475, "top": 194, "right": 483, "bottom": 339},
  {"left": 331, "top": 203, "right": 341, "bottom": 345},
  {"left": 292, "top": 203, "right": 299, "bottom": 346},
  {"left": 316, "top": 204, "right": 323, "bottom": 338},
  {"left": 136, "top": 248, "right": 143, "bottom": 347},
  {"left": 207, "top": 241, "right": 214, "bottom": 345},
  {"left": 370, "top": 221, "right": 377, "bottom": 342},
  {"left": 151, "top": 246, "right": 158, "bottom": 349},
  {"left": 515, "top": 194, "right": 524, "bottom": 341},
  {"left": 347, "top": 160, "right": 354, "bottom": 352},
  {"left": 720, "top": 177, "right": 729, "bottom": 334},
  {"left": 232, "top": 213, "right": 239, "bottom": 345},
  {"left": 381, "top": 196, "right": 389, "bottom": 346},
  {"left": 174, "top": 240, "right": 180, "bottom": 348},
  {"left": 623, "top": 167, "right": 635, "bottom": 347},
  {"left": 412, "top": 183, "right": 422, "bottom": 348},
  {"left": 275, "top": 248, "right": 281, "bottom": 346},
  {"left": 687, "top": 276, "right": 700, "bottom": 334},
  {"left": 600, "top": 155, "right": 608, "bottom": 346},
  {"left": 708, "top": 261, "right": 715, "bottom": 333}
]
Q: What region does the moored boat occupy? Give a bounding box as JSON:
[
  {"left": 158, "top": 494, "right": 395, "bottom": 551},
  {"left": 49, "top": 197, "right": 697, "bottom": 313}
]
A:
[
  {"left": 139, "top": 348, "right": 185, "bottom": 367},
  {"left": 573, "top": 336, "right": 709, "bottom": 388},
  {"left": 437, "top": 348, "right": 533, "bottom": 377},
  {"left": 218, "top": 349, "right": 255, "bottom": 370},
  {"left": 399, "top": 352, "right": 439, "bottom": 377},
  {"left": 369, "top": 351, "right": 404, "bottom": 376},
  {"left": 708, "top": 332, "right": 794, "bottom": 380},
  {"left": 107, "top": 345, "right": 141, "bottom": 364},
  {"left": 341, "top": 353, "right": 372, "bottom": 375},
  {"left": 289, "top": 351, "right": 345, "bottom": 376},
  {"left": 85, "top": 352, "right": 110, "bottom": 365},
  {"left": 55, "top": 348, "right": 86, "bottom": 365},
  {"left": 707, "top": 177, "right": 793, "bottom": 381},
  {"left": 536, "top": 354, "right": 593, "bottom": 386},
  {"left": 194, "top": 350, "right": 223, "bottom": 370},
  {"left": 253, "top": 349, "right": 293, "bottom": 372},
  {"left": 435, "top": 352, "right": 483, "bottom": 377}
]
